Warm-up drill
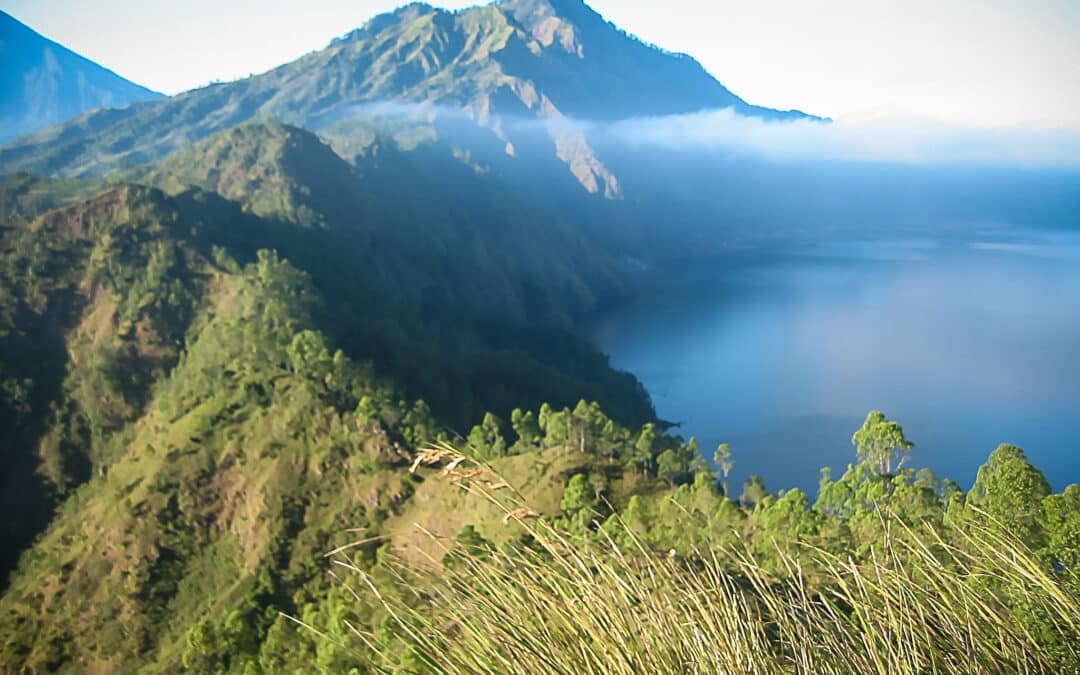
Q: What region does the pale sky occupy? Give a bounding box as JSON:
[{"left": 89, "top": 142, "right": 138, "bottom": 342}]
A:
[{"left": 4, "top": 0, "right": 1079, "bottom": 129}]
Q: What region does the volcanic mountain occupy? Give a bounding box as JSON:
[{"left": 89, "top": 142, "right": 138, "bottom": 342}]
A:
[{"left": 0, "top": 10, "right": 162, "bottom": 143}]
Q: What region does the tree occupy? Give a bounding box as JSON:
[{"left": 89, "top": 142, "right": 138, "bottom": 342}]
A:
[
  {"left": 656, "top": 449, "right": 683, "bottom": 486},
  {"left": 1039, "top": 485, "right": 1080, "bottom": 593},
  {"left": 540, "top": 406, "right": 571, "bottom": 448},
  {"left": 713, "top": 443, "right": 734, "bottom": 498},
  {"left": 560, "top": 473, "right": 600, "bottom": 531},
  {"left": 740, "top": 474, "right": 769, "bottom": 508},
  {"left": 287, "top": 329, "right": 331, "bottom": 380},
  {"left": 510, "top": 408, "right": 540, "bottom": 447},
  {"left": 182, "top": 621, "right": 224, "bottom": 672},
  {"left": 968, "top": 444, "right": 1052, "bottom": 547},
  {"left": 467, "top": 413, "right": 506, "bottom": 460},
  {"left": 355, "top": 395, "right": 379, "bottom": 422},
  {"left": 222, "top": 605, "right": 260, "bottom": 659},
  {"left": 852, "top": 410, "right": 914, "bottom": 476},
  {"left": 401, "top": 400, "right": 437, "bottom": 447},
  {"left": 629, "top": 423, "right": 659, "bottom": 476},
  {"left": 538, "top": 403, "right": 553, "bottom": 433},
  {"left": 760, "top": 488, "right": 819, "bottom": 541},
  {"left": 571, "top": 400, "right": 604, "bottom": 454},
  {"left": 561, "top": 474, "right": 594, "bottom": 514}
]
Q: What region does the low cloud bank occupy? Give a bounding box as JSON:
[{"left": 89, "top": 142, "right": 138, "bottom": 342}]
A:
[
  {"left": 587, "top": 108, "right": 1080, "bottom": 169},
  {"left": 324, "top": 101, "right": 1080, "bottom": 169}
]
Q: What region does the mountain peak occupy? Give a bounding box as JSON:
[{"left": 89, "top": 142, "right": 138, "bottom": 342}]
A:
[
  {"left": 0, "top": 10, "right": 162, "bottom": 143},
  {"left": 498, "top": 0, "right": 586, "bottom": 13},
  {"left": 136, "top": 119, "right": 359, "bottom": 228},
  {"left": 337, "top": 1, "right": 442, "bottom": 43},
  {"left": 497, "top": 0, "right": 600, "bottom": 41}
]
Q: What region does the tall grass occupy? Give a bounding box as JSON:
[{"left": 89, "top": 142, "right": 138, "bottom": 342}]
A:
[{"left": 326, "top": 447, "right": 1080, "bottom": 674}]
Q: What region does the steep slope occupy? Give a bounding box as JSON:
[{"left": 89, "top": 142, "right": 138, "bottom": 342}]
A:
[
  {"left": 1, "top": 205, "right": 1077, "bottom": 671},
  {"left": 0, "top": 175, "right": 667, "bottom": 672},
  {"left": 0, "top": 241, "right": 420, "bottom": 671},
  {"left": 494, "top": 0, "right": 810, "bottom": 120},
  {"left": 0, "top": 158, "right": 654, "bottom": 582},
  {"left": 0, "top": 182, "right": 270, "bottom": 578},
  {"left": 0, "top": 10, "right": 162, "bottom": 143},
  {"left": 0, "top": 0, "right": 815, "bottom": 193},
  {"left": 125, "top": 121, "right": 653, "bottom": 428},
  {"left": 134, "top": 119, "right": 623, "bottom": 318}
]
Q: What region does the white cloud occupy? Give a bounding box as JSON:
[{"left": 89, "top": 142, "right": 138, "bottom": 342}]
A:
[{"left": 592, "top": 109, "right": 1080, "bottom": 168}]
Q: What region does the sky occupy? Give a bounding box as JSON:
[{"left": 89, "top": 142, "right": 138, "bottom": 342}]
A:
[{"left": 3, "top": 0, "right": 1079, "bottom": 130}]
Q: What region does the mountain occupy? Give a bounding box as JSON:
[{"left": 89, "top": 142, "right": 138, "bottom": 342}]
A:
[
  {"left": 0, "top": 10, "right": 162, "bottom": 144},
  {"left": 0, "top": 0, "right": 815, "bottom": 190}
]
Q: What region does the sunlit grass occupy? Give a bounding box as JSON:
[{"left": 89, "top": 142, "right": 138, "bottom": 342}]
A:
[{"left": 324, "top": 444, "right": 1080, "bottom": 674}]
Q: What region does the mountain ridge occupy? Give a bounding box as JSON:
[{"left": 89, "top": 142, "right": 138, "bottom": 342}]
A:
[{"left": 0, "top": 165, "right": 661, "bottom": 669}]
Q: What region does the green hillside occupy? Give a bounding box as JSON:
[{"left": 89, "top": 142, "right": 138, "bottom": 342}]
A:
[
  {"left": 0, "top": 136, "right": 654, "bottom": 570},
  {"left": 0, "top": 169, "right": 662, "bottom": 671}
]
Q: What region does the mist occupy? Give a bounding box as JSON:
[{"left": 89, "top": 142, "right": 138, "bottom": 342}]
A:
[
  {"left": 588, "top": 108, "right": 1080, "bottom": 169},
  {"left": 314, "top": 100, "right": 1080, "bottom": 171},
  {"left": 308, "top": 100, "right": 1080, "bottom": 246}
]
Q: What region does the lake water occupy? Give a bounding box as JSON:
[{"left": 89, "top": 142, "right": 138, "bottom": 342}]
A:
[{"left": 591, "top": 233, "right": 1080, "bottom": 495}]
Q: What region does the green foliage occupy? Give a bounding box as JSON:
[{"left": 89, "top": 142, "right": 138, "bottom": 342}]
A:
[
  {"left": 560, "top": 473, "right": 594, "bottom": 514},
  {"left": 347, "top": 459, "right": 1080, "bottom": 674},
  {"left": 0, "top": 236, "right": 419, "bottom": 670},
  {"left": 134, "top": 121, "right": 654, "bottom": 434},
  {"left": 852, "top": 409, "right": 914, "bottom": 476},
  {"left": 510, "top": 407, "right": 541, "bottom": 448},
  {"left": 467, "top": 412, "right": 508, "bottom": 460},
  {"left": 751, "top": 488, "right": 820, "bottom": 563},
  {"left": 655, "top": 437, "right": 700, "bottom": 486},
  {"left": 1040, "top": 485, "right": 1080, "bottom": 594},
  {"left": 0, "top": 162, "right": 630, "bottom": 674},
  {"left": 713, "top": 441, "right": 734, "bottom": 497},
  {"left": 0, "top": 164, "right": 655, "bottom": 670},
  {"left": 967, "top": 443, "right": 1053, "bottom": 547},
  {"left": 740, "top": 474, "right": 769, "bottom": 508}
]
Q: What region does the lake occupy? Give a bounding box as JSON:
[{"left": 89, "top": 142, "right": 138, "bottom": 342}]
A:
[{"left": 591, "top": 232, "right": 1080, "bottom": 495}]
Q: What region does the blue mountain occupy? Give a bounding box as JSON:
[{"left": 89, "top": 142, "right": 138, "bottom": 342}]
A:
[{"left": 0, "top": 10, "right": 162, "bottom": 143}]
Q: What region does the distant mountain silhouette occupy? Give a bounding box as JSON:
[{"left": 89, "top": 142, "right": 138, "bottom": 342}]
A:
[{"left": 0, "top": 10, "right": 162, "bottom": 143}]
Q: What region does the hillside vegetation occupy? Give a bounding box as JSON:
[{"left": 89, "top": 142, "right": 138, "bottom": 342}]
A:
[
  {"left": 0, "top": 128, "right": 656, "bottom": 671},
  {"left": 359, "top": 471, "right": 1080, "bottom": 674}
]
